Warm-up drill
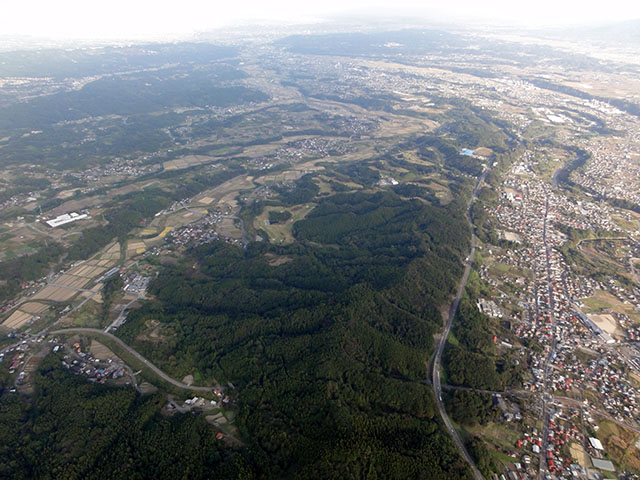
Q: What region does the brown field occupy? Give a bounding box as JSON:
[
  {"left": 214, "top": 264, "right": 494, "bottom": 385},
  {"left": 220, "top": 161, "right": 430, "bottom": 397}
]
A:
[
  {"left": 217, "top": 217, "right": 242, "bottom": 239},
  {"left": 588, "top": 313, "right": 621, "bottom": 336},
  {"left": 89, "top": 340, "right": 118, "bottom": 361},
  {"left": 256, "top": 170, "right": 306, "bottom": 184},
  {"left": 84, "top": 266, "right": 107, "bottom": 277},
  {"left": 47, "top": 197, "right": 104, "bottom": 217},
  {"left": 108, "top": 184, "right": 140, "bottom": 197},
  {"left": 163, "top": 155, "right": 217, "bottom": 171},
  {"left": 597, "top": 421, "right": 640, "bottom": 472},
  {"left": 2, "top": 298, "right": 55, "bottom": 329},
  {"left": 55, "top": 275, "right": 90, "bottom": 289},
  {"left": 219, "top": 193, "right": 239, "bottom": 211},
  {"left": 57, "top": 188, "right": 82, "bottom": 199},
  {"left": 2, "top": 310, "right": 33, "bottom": 329},
  {"left": 569, "top": 442, "right": 589, "bottom": 469},
  {"left": 264, "top": 253, "right": 293, "bottom": 266},
  {"left": 474, "top": 147, "right": 494, "bottom": 157},
  {"left": 2, "top": 239, "right": 125, "bottom": 330},
  {"left": 582, "top": 290, "right": 640, "bottom": 324},
  {"left": 19, "top": 302, "right": 49, "bottom": 314},
  {"left": 33, "top": 285, "right": 76, "bottom": 302},
  {"left": 70, "top": 264, "right": 91, "bottom": 276},
  {"left": 70, "top": 264, "right": 107, "bottom": 278}
]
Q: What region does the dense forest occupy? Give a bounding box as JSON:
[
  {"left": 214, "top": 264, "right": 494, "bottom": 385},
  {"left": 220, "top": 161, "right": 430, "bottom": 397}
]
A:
[
  {"left": 112, "top": 189, "right": 474, "bottom": 477},
  {"left": 0, "top": 354, "right": 250, "bottom": 480},
  {"left": 443, "top": 294, "right": 523, "bottom": 391}
]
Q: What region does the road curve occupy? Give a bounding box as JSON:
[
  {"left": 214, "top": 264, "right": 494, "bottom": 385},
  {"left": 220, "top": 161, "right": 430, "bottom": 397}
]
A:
[
  {"left": 431, "top": 170, "right": 487, "bottom": 480},
  {"left": 49, "top": 327, "right": 214, "bottom": 392}
]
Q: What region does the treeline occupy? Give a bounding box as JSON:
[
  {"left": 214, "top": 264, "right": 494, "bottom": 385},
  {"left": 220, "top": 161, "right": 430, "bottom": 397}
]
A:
[
  {"left": 67, "top": 189, "right": 172, "bottom": 261},
  {"left": 115, "top": 189, "right": 473, "bottom": 477},
  {"left": 276, "top": 30, "right": 466, "bottom": 56},
  {"left": 436, "top": 105, "right": 510, "bottom": 151},
  {"left": 413, "top": 135, "right": 485, "bottom": 176},
  {"left": 0, "top": 242, "right": 65, "bottom": 302},
  {"left": 552, "top": 147, "right": 590, "bottom": 188},
  {"left": 471, "top": 186, "right": 504, "bottom": 245},
  {"left": 0, "top": 176, "right": 51, "bottom": 203},
  {"left": 0, "top": 115, "right": 174, "bottom": 171},
  {"left": 67, "top": 166, "right": 245, "bottom": 261},
  {"left": 530, "top": 78, "right": 640, "bottom": 120},
  {"left": 273, "top": 174, "right": 319, "bottom": 206},
  {"left": 0, "top": 67, "right": 267, "bottom": 132},
  {"left": 606, "top": 196, "right": 640, "bottom": 215},
  {"left": 333, "top": 162, "right": 380, "bottom": 186},
  {"left": 0, "top": 165, "right": 246, "bottom": 307},
  {"left": 267, "top": 210, "right": 291, "bottom": 224},
  {"left": 0, "top": 43, "right": 238, "bottom": 79},
  {"left": 443, "top": 390, "right": 498, "bottom": 426},
  {"left": 101, "top": 275, "right": 124, "bottom": 322},
  {"left": 444, "top": 295, "right": 523, "bottom": 391}
]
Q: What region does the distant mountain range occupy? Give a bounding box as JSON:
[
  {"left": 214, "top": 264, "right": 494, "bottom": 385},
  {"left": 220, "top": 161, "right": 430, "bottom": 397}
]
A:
[{"left": 547, "top": 19, "right": 640, "bottom": 45}]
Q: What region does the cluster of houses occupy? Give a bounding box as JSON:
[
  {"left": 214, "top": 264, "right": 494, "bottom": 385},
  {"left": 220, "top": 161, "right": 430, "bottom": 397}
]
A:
[
  {"left": 167, "top": 211, "right": 226, "bottom": 247},
  {"left": 477, "top": 153, "right": 640, "bottom": 477},
  {"left": 59, "top": 342, "right": 128, "bottom": 384},
  {"left": 65, "top": 155, "right": 161, "bottom": 183},
  {"left": 576, "top": 121, "right": 640, "bottom": 209}
]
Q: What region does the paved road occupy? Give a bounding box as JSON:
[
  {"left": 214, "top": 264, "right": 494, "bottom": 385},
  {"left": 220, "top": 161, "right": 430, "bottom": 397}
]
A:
[
  {"left": 432, "top": 169, "right": 488, "bottom": 480},
  {"left": 49, "top": 327, "right": 213, "bottom": 392},
  {"left": 105, "top": 295, "right": 142, "bottom": 332}
]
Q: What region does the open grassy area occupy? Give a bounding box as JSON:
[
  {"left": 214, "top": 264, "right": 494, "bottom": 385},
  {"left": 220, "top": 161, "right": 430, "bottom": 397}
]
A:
[
  {"left": 468, "top": 421, "right": 522, "bottom": 453},
  {"left": 582, "top": 290, "right": 640, "bottom": 323},
  {"left": 67, "top": 298, "right": 105, "bottom": 329},
  {"left": 596, "top": 420, "right": 640, "bottom": 473},
  {"left": 255, "top": 203, "right": 315, "bottom": 244},
  {"left": 611, "top": 214, "right": 640, "bottom": 232}
]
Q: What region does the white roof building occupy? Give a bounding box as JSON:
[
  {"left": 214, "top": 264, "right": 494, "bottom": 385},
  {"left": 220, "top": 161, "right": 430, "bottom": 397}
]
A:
[
  {"left": 589, "top": 437, "right": 604, "bottom": 451},
  {"left": 45, "top": 212, "right": 88, "bottom": 228}
]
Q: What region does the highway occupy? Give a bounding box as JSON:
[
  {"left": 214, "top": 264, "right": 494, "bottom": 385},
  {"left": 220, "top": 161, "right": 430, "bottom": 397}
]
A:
[
  {"left": 48, "top": 327, "right": 214, "bottom": 392},
  {"left": 431, "top": 168, "right": 488, "bottom": 480}
]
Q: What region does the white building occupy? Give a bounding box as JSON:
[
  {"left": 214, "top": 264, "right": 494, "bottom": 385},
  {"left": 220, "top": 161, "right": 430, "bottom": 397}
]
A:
[{"left": 45, "top": 212, "right": 88, "bottom": 228}]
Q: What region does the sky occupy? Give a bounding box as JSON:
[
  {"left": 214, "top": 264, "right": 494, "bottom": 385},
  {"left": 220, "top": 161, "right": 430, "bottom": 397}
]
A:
[{"left": 2, "top": 0, "right": 639, "bottom": 40}]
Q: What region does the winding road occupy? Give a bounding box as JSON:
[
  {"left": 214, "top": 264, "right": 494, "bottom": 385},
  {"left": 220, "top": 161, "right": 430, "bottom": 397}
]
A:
[
  {"left": 48, "top": 327, "right": 214, "bottom": 392},
  {"left": 431, "top": 168, "right": 488, "bottom": 480}
]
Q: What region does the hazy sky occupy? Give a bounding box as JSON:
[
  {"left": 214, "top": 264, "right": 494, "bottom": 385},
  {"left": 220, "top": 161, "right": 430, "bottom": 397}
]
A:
[{"left": 2, "top": 0, "right": 639, "bottom": 39}]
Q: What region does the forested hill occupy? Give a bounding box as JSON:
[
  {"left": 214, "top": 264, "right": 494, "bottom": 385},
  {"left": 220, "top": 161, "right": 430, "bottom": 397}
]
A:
[
  {"left": 0, "top": 354, "right": 250, "bottom": 480},
  {"left": 112, "top": 189, "right": 473, "bottom": 477}
]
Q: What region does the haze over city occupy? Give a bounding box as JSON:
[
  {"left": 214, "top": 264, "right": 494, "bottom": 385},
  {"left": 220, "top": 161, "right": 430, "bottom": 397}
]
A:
[{"left": 2, "top": 0, "right": 640, "bottom": 40}]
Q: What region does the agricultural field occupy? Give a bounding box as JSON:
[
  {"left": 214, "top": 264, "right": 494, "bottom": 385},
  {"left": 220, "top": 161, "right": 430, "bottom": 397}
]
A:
[{"left": 596, "top": 421, "right": 640, "bottom": 473}]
